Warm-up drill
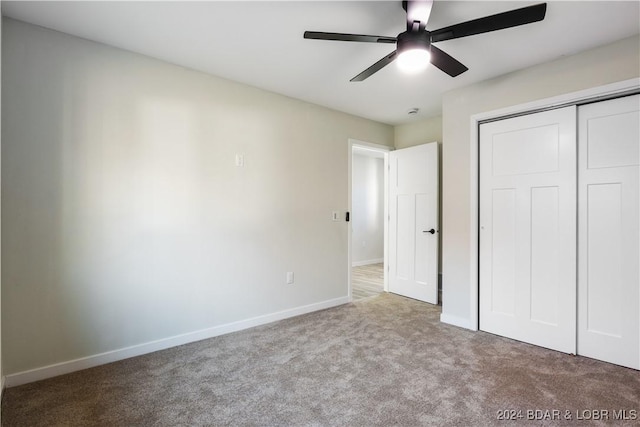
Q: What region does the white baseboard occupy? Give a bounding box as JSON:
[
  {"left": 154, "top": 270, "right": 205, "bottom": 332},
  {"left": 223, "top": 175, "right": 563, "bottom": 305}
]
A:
[
  {"left": 440, "top": 313, "right": 476, "bottom": 331},
  {"left": 352, "top": 258, "right": 383, "bottom": 267},
  {"left": 5, "top": 296, "right": 350, "bottom": 387}
]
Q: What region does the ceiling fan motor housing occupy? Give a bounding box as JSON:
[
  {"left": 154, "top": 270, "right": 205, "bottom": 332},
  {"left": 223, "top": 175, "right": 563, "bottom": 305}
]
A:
[{"left": 397, "top": 30, "right": 431, "bottom": 53}]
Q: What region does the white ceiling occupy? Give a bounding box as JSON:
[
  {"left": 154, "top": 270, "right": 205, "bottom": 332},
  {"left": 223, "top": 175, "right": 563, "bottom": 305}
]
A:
[{"left": 2, "top": 1, "right": 639, "bottom": 125}]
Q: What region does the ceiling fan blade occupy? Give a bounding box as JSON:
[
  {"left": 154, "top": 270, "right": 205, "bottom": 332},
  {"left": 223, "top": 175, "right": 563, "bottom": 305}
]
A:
[
  {"left": 430, "top": 3, "right": 547, "bottom": 43},
  {"left": 430, "top": 46, "right": 468, "bottom": 77},
  {"left": 351, "top": 51, "right": 398, "bottom": 82},
  {"left": 403, "top": 0, "right": 434, "bottom": 30},
  {"left": 304, "top": 31, "right": 396, "bottom": 44}
]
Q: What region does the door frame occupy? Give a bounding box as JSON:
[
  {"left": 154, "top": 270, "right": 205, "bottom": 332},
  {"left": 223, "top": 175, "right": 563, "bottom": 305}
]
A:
[
  {"left": 348, "top": 138, "right": 391, "bottom": 302},
  {"left": 467, "top": 78, "right": 640, "bottom": 331}
]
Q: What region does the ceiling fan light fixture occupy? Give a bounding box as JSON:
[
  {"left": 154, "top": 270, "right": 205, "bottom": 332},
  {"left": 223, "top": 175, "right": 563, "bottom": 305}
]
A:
[
  {"left": 396, "top": 30, "right": 431, "bottom": 74},
  {"left": 397, "top": 48, "right": 431, "bottom": 73}
]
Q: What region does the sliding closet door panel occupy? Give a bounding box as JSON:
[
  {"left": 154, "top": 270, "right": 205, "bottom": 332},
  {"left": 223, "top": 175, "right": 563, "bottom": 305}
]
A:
[
  {"left": 578, "top": 95, "right": 640, "bottom": 370},
  {"left": 480, "top": 106, "right": 577, "bottom": 354}
]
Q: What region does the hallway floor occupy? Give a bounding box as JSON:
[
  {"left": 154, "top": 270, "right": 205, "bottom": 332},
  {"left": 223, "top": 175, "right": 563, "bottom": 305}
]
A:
[{"left": 352, "top": 263, "right": 384, "bottom": 300}]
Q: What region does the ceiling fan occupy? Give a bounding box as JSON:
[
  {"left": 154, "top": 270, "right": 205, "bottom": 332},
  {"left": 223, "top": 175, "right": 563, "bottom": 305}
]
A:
[{"left": 304, "top": 1, "right": 547, "bottom": 81}]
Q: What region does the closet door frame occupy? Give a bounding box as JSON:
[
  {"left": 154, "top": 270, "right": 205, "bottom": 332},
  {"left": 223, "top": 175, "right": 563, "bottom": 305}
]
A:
[{"left": 464, "top": 78, "right": 640, "bottom": 333}]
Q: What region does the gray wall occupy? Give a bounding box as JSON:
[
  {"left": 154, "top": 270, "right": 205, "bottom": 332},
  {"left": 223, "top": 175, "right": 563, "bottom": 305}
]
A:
[
  {"left": 1, "top": 18, "right": 393, "bottom": 375},
  {"left": 351, "top": 154, "right": 384, "bottom": 265},
  {"left": 394, "top": 115, "right": 442, "bottom": 149},
  {"left": 441, "top": 35, "right": 640, "bottom": 326}
]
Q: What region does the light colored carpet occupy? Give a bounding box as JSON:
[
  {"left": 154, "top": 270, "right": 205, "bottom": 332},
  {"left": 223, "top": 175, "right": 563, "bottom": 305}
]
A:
[
  {"left": 352, "top": 263, "right": 384, "bottom": 300},
  {"left": 2, "top": 294, "right": 639, "bottom": 426}
]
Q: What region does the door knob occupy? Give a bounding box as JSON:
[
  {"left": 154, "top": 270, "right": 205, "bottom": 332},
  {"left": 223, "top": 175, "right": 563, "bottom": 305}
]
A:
[{"left": 423, "top": 229, "right": 436, "bottom": 234}]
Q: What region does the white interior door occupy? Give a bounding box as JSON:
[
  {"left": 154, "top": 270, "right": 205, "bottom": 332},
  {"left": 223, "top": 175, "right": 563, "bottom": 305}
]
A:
[
  {"left": 577, "top": 95, "right": 640, "bottom": 369},
  {"left": 388, "top": 143, "right": 438, "bottom": 304},
  {"left": 479, "top": 106, "right": 577, "bottom": 353}
]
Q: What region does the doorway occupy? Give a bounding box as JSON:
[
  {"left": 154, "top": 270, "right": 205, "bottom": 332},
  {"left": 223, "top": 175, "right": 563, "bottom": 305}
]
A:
[
  {"left": 348, "top": 139, "right": 441, "bottom": 305},
  {"left": 348, "top": 140, "right": 389, "bottom": 301}
]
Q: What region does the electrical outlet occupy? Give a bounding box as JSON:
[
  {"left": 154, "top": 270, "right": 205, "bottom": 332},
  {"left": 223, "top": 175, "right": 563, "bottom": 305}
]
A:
[
  {"left": 235, "top": 154, "right": 245, "bottom": 167},
  {"left": 286, "top": 272, "right": 294, "bottom": 284}
]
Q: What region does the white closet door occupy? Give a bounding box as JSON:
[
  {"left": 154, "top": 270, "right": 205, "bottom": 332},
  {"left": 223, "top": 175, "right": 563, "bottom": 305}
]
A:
[
  {"left": 578, "top": 95, "right": 640, "bottom": 369},
  {"left": 479, "top": 106, "right": 577, "bottom": 353}
]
